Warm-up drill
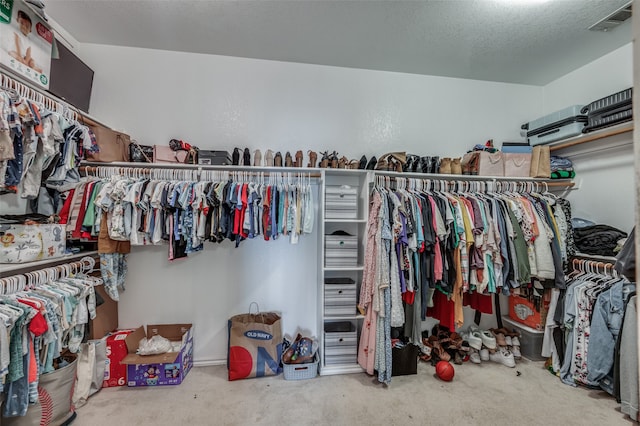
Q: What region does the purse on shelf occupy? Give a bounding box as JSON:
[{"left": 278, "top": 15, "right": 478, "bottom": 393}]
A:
[
  {"left": 477, "top": 151, "right": 504, "bottom": 176},
  {"left": 153, "top": 145, "right": 188, "bottom": 164},
  {"left": 504, "top": 153, "right": 532, "bottom": 177},
  {"left": 85, "top": 125, "right": 131, "bottom": 163},
  {"left": 129, "top": 141, "right": 154, "bottom": 163},
  {"left": 530, "top": 145, "right": 551, "bottom": 178}
]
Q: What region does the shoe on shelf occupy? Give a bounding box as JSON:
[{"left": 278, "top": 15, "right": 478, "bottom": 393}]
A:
[
  {"left": 489, "top": 347, "right": 516, "bottom": 368},
  {"left": 253, "top": 149, "right": 262, "bottom": 167},
  {"left": 365, "top": 156, "right": 377, "bottom": 170},
  {"left": 232, "top": 147, "right": 240, "bottom": 166},
  {"left": 451, "top": 157, "right": 463, "bottom": 175},
  {"left": 480, "top": 348, "right": 490, "bottom": 362},
  {"left": 319, "top": 151, "right": 329, "bottom": 168},
  {"left": 265, "top": 150, "right": 274, "bottom": 167},
  {"left": 243, "top": 148, "right": 251, "bottom": 166},
  {"left": 480, "top": 330, "right": 497, "bottom": 350},
  {"left": 359, "top": 155, "right": 367, "bottom": 169},
  {"left": 308, "top": 150, "right": 317, "bottom": 168},
  {"left": 285, "top": 152, "right": 293, "bottom": 167},
  {"left": 330, "top": 151, "right": 339, "bottom": 168},
  {"left": 295, "top": 150, "right": 303, "bottom": 167},
  {"left": 439, "top": 157, "right": 452, "bottom": 174},
  {"left": 274, "top": 151, "right": 283, "bottom": 167}
]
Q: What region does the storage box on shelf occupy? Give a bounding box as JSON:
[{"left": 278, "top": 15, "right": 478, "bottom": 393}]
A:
[
  {"left": 323, "top": 321, "right": 358, "bottom": 366},
  {"left": 324, "top": 277, "right": 357, "bottom": 317}
]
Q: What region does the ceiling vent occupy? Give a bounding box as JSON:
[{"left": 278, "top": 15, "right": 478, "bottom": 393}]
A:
[{"left": 589, "top": 1, "right": 632, "bottom": 32}]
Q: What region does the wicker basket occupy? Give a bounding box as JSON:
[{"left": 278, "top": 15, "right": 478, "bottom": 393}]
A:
[{"left": 282, "top": 354, "right": 319, "bottom": 380}]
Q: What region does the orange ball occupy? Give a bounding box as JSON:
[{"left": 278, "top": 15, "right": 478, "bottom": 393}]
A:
[{"left": 435, "top": 361, "right": 455, "bottom": 382}]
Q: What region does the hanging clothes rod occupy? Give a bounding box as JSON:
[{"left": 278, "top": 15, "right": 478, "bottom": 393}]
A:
[
  {"left": 79, "top": 164, "right": 322, "bottom": 178},
  {"left": 0, "top": 256, "right": 96, "bottom": 295},
  {"left": 0, "top": 69, "right": 113, "bottom": 130},
  {"left": 570, "top": 258, "right": 618, "bottom": 277}
]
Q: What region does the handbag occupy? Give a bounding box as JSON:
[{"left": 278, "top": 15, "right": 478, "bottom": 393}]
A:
[
  {"left": 530, "top": 145, "right": 551, "bottom": 178},
  {"left": 85, "top": 125, "right": 131, "bottom": 163},
  {"left": 477, "top": 151, "right": 504, "bottom": 176},
  {"left": 129, "top": 141, "right": 154, "bottom": 163},
  {"left": 227, "top": 303, "right": 283, "bottom": 381},
  {"left": 153, "top": 145, "right": 188, "bottom": 163},
  {"left": 504, "top": 153, "right": 532, "bottom": 177}
]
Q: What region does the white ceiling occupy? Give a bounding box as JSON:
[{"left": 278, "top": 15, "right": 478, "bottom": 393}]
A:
[{"left": 44, "top": 0, "right": 632, "bottom": 86}]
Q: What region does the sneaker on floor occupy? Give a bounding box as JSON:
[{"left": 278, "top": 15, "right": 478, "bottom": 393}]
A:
[
  {"left": 511, "top": 336, "right": 521, "bottom": 347},
  {"left": 480, "top": 330, "right": 497, "bottom": 350},
  {"left": 480, "top": 348, "right": 490, "bottom": 362},
  {"left": 489, "top": 347, "right": 516, "bottom": 368},
  {"left": 469, "top": 349, "right": 481, "bottom": 364},
  {"left": 504, "top": 335, "right": 513, "bottom": 346},
  {"left": 511, "top": 345, "right": 522, "bottom": 359},
  {"left": 463, "top": 330, "right": 483, "bottom": 351}
]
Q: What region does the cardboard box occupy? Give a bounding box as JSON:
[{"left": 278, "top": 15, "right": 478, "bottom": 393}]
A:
[
  {"left": 508, "top": 289, "right": 551, "bottom": 331},
  {"left": 89, "top": 284, "right": 118, "bottom": 340},
  {"left": 121, "top": 324, "right": 193, "bottom": 387},
  {"left": 103, "top": 328, "right": 136, "bottom": 388}
]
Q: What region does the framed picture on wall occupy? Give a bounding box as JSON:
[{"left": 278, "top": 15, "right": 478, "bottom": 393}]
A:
[{"left": 0, "top": 0, "right": 53, "bottom": 88}]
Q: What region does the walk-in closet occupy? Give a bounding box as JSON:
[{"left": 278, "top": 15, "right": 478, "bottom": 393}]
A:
[{"left": 0, "top": 1, "right": 637, "bottom": 425}]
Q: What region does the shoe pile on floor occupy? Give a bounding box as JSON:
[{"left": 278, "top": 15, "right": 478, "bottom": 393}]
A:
[
  {"left": 461, "top": 325, "right": 522, "bottom": 368},
  {"left": 420, "top": 324, "right": 522, "bottom": 369}
]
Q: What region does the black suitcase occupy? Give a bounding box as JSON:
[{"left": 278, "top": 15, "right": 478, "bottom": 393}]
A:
[{"left": 582, "top": 88, "right": 633, "bottom": 133}]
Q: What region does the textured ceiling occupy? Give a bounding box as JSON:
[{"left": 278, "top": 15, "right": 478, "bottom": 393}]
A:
[{"left": 44, "top": 0, "right": 632, "bottom": 85}]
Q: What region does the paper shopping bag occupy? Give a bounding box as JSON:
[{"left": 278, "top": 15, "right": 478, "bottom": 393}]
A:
[{"left": 227, "top": 307, "right": 283, "bottom": 381}]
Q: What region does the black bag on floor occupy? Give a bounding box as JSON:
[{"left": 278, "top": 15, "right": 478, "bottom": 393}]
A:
[{"left": 391, "top": 344, "right": 419, "bottom": 376}]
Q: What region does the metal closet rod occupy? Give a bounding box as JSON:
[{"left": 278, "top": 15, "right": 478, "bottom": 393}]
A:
[
  {"left": 0, "top": 69, "right": 112, "bottom": 130},
  {"left": 374, "top": 171, "right": 573, "bottom": 188},
  {"left": 79, "top": 164, "right": 322, "bottom": 178},
  {"left": 0, "top": 256, "right": 97, "bottom": 295}
]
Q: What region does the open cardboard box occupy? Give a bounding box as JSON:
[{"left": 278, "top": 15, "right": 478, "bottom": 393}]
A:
[{"left": 120, "top": 324, "right": 193, "bottom": 387}]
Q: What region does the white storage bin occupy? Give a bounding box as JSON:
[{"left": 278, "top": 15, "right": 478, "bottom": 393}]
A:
[
  {"left": 324, "top": 283, "right": 357, "bottom": 316},
  {"left": 325, "top": 185, "right": 358, "bottom": 219}
]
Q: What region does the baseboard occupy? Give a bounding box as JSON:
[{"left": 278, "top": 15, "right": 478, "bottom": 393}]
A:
[{"left": 193, "top": 359, "right": 226, "bottom": 367}]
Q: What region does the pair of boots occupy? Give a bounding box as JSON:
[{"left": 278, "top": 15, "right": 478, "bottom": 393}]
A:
[
  {"left": 403, "top": 155, "right": 439, "bottom": 174},
  {"left": 438, "top": 157, "right": 463, "bottom": 174},
  {"left": 232, "top": 148, "right": 251, "bottom": 166}
]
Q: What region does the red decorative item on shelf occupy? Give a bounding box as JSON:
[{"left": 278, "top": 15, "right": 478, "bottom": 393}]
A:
[{"left": 435, "top": 361, "right": 455, "bottom": 382}]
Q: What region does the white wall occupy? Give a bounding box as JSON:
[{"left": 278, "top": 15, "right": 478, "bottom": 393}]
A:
[
  {"left": 543, "top": 43, "right": 634, "bottom": 232},
  {"left": 76, "top": 43, "right": 543, "bottom": 363}
]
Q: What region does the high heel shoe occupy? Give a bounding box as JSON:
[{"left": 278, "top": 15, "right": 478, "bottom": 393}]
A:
[
  {"left": 308, "top": 150, "right": 317, "bottom": 168},
  {"left": 285, "top": 152, "right": 293, "bottom": 167},
  {"left": 274, "top": 151, "right": 283, "bottom": 167},
  {"left": 295, "top": 150, "right": 303, "bottom": 168},
  {"left": 253, "top": 149, "right": 262, "bottom": 167},
  {"left": 232, "top": 148, "right": 240, "bottom": 166},
  {"left": 265, "top": 150, "right": 274, "bottom": 167},
  {"left": 330, "top": 151, "right": 339, "bottom": 169},
  {"left": 319, "top": 151, "right": 329, "bottom": 168},
  {"left": 358, "top": 155, "right": 367, "bottom": 170},
  {"left": 365, "top": 156, "right": 377, "bottom": 170},
  {"left": 243, "top": 148, "right": 251, "bottom": 166}
]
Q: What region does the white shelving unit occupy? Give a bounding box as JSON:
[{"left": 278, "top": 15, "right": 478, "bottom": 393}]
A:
[{"left": 318, "top": 169, "right": 370, "bottom": 375}]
